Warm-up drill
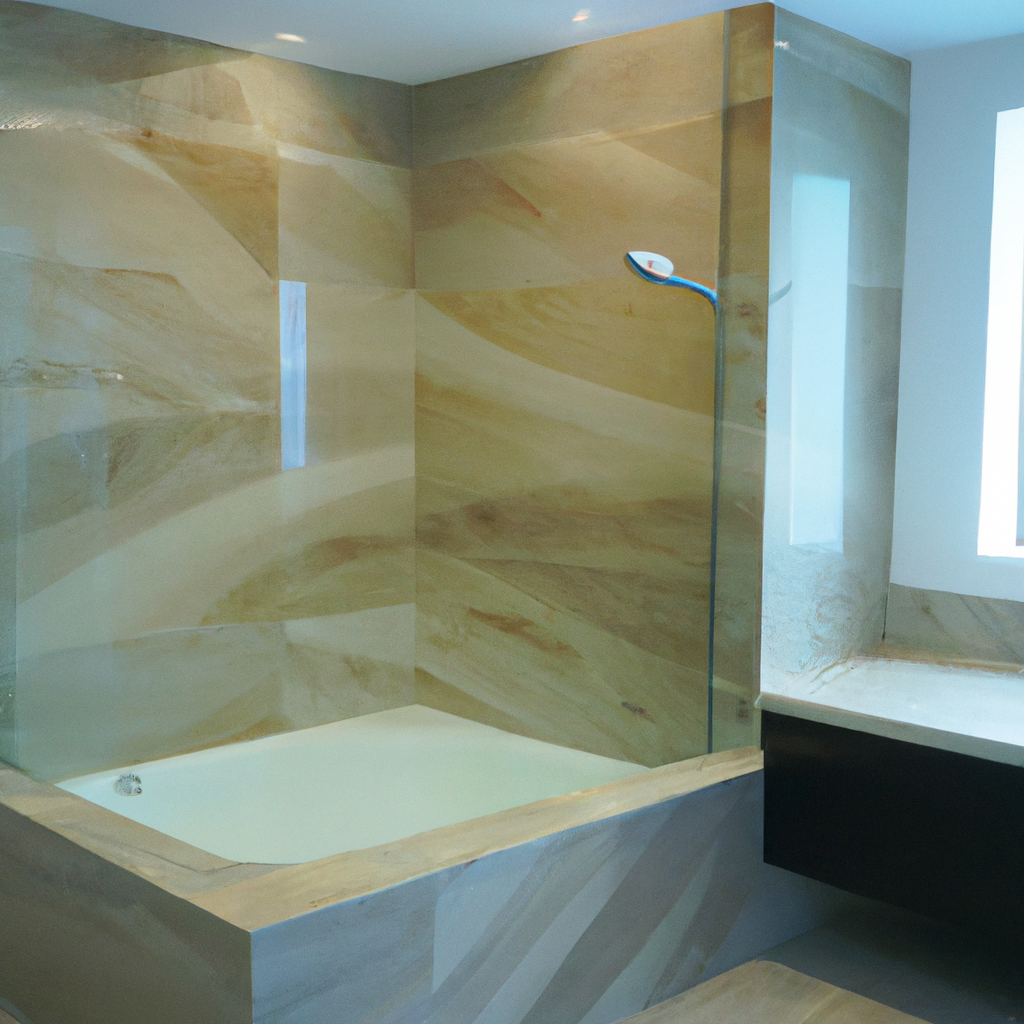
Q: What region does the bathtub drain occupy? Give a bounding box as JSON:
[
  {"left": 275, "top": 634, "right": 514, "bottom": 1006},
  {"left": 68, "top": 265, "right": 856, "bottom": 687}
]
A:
[{"left": 114, "top": 773, "right": 142, "bottom": 796}]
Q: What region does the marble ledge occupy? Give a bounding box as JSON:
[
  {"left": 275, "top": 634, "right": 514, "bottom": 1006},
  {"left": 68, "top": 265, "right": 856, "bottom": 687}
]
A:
[
  {"left": 1, "top": 746, "right": 762, "bottom": 932},
  {"left": 757, "top": 657, "right": 1024, "bottom": 769},
  {"left": 619, "top": 959, "right": 927, "bottom": 1023}
]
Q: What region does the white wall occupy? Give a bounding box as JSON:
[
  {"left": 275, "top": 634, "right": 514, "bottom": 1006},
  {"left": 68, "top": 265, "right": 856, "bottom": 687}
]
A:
[{"left": 890, "top": 31, "right": 1024, "bottom": 602}]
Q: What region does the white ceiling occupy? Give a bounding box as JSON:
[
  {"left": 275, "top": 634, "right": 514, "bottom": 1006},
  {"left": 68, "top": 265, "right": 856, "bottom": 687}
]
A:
[{"left": 49, "top": 0, "right": 1024, "bottom": 84}]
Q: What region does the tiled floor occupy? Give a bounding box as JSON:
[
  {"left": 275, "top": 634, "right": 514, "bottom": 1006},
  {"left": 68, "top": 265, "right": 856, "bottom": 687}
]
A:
[
  {"left": 621, "top": 896, "right": 1024, "bottom": 1024},
  {"left": 621, "top": 960, "right": 928, "bottom": 1022},
  {"left": 761, "top": 900, "right": 1024, "bottom": 1024}
]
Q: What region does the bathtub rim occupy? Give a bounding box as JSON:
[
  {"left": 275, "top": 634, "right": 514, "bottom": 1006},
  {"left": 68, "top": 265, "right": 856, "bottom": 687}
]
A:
[{"left": 0, "top": 745, "right": 762, "bottom": 932}]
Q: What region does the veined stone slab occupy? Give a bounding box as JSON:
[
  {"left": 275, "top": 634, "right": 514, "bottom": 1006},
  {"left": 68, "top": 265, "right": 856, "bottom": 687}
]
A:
[{"left": 618, "top": 960, "right": 928, "bottom": 1023}]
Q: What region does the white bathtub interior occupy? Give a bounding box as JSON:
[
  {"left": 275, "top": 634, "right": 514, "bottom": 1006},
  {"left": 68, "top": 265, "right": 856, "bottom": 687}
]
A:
[{"left": 56, "top": 705, "right": 648, "bottom": 864}]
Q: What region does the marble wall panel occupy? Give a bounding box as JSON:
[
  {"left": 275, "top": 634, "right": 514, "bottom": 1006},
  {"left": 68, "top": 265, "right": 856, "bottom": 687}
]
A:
[
  {"left": 759, "top": 11, "right": 910, "bottom": 697},
  {"left": 882, "top": 583, "right": 1024, "bottom": 669},
  {"left": 412, "top": 20, "right": 725, "bottom": 766},
  {"left": 249, "top": 768, "right": 849, "bottom": 1024},
  {"left": 413, "top": 14, "right": 725, "bottom": 167},
  {"left": 0, "top": 0, "right": 416, "bottom": 779},
  {"left": 14, "top": 604, "right": 415, "bottom": 782}
]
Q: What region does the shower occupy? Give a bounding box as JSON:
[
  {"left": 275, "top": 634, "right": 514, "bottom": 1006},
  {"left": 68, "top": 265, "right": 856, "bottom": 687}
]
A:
[{"left": 625, "top": 250, "right": 718, "bottom": 308}]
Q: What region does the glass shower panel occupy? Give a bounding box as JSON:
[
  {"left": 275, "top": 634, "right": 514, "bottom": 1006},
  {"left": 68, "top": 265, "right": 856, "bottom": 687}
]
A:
[
  {"left": 758, "top": 9, "right": 910, "bottom": 698},
  {"left": 710, "top": 3, "right": 775, "bottom": 752},
  {"left": 0, "top": 5, "right": 415, "bottom": 782}
]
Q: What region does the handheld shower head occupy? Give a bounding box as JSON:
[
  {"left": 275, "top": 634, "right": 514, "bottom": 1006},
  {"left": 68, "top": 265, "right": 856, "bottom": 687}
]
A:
[{"left": 625, "top": 251, "right": 717, "bottom": 309}]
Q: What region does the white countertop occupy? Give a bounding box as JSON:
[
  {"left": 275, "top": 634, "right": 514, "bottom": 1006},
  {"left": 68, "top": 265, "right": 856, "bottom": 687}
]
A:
[{"left": 757, "top": 657, "right": 1024, "bottom": 767}]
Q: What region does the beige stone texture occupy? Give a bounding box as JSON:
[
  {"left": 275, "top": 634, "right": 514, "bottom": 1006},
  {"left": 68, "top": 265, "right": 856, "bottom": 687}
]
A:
[
  {"left": 412, "top": 19, "right": 724, "bottom": 765},
  {"left": 620, "top": 959, "right": 928, "bottom": 1023}
]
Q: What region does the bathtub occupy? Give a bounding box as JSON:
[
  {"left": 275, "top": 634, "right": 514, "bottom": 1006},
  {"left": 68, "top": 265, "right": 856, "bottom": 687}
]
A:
[
  {"left": 0, "top": 731, "right": 788, "bottom": 1024},
  {"left": 56, "top": 705, "right": 647, "bottom": 864}
]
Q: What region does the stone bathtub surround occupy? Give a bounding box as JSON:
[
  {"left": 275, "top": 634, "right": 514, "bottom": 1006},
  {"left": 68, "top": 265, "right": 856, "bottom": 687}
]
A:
[{"left": 0, "top": 747, "right": 845, "bottom": 1024}]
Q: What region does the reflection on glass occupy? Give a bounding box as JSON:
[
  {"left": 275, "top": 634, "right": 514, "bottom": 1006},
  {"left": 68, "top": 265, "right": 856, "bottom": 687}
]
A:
[
  {"left": 978, "top": 105, "right": 1024, "bottom": 557},
  {"left": 279, "top": 280, "right": 307, "bottom": 471},
  {"left": 789, "top": 173, "right": 850, "bottom": 552}
]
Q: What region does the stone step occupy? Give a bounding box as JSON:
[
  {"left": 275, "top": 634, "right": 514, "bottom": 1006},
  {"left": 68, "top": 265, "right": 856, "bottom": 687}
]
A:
[{"left": 619, "top": 960, "right": 929, "bottom": 1023}]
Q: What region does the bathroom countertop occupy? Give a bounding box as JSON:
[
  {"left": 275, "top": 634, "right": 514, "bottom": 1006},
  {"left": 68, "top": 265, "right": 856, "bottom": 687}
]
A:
[{"left": 757, "top": 657, "right": 1024, "bottom": 768}]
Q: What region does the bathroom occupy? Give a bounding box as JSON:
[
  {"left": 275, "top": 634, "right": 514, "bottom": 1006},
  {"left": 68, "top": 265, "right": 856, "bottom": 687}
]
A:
[{"left": 1, "top": 0, "right": 1023, "bottom": 1021}]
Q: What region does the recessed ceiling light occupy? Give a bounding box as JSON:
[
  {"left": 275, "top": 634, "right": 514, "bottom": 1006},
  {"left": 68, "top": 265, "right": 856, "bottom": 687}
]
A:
[
  {"left": 275, "top": 32, "right": 307, "bottom": 43},
  {"left": 572, "top": 10, "right": 590, "bottom": 22}
]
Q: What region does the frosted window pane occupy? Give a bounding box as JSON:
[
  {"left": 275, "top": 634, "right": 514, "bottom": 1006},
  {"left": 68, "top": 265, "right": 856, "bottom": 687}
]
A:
[
  {"left": 978, "top": 106, "right": 1024, "bottom": 557},
  {"left": 279, "top": 280, "right": 307, "bottom": 472},
  {"left": 789, "top": 174, "right": 851, "bottom": 552}
]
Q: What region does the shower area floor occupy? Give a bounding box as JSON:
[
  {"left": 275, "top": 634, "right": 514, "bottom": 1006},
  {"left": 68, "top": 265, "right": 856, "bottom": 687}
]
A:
[{"left": 56, "top": 706, "right": 647, "bottom": 864}]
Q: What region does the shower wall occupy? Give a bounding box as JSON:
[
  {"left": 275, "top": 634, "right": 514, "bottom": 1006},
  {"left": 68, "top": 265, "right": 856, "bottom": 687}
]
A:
[
  {"left": 412, "top": 16, "right": 725, "bottom": 767},
  {"left": 1, "top": 0, "right": 769, "bottom": 782},
  {"left": 0, "top": 0, "right": 416, "bottom": 780}
]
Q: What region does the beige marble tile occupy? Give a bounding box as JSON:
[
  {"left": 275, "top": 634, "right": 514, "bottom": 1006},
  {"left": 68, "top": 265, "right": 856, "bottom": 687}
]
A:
[
  {"left": 132, "top": 59, "right": 259, "bottom": 125},
  {"left": 15, "top": 604, "right": 415, "bottom": 781},
  {"left": 17, "top": 447, "right": 412, "bottom": 654},
  {"left": 126, "top": 127, "right": 280, "bottom": 276},
  {"left": 303, "top": 284, "right": 415, "bottom": 464},
  {"left": 621, "top": 959, "right": 928, "bottom": 1023},
  {"left": 225, "top": 54, "right": 412, "bottom": 166},
  {"left": 413, "top": 14, "right": 724, "bottom": 166},
  {"left": 416, "top": 551, "right": 707, "bottom": 767},
  {"left": 414, "top": 293, "right": 712, "bottom": 763},
  {"left": 882, "top": 584, "right": 1024, "bottom": 669},
  {"left": 415, "top": 126, "right": 721, "bottom": 292},
  {"left": 0, "top": 135, "right": 279, "bottom": 401},
  {"left": 279, "top": 150, "right": 412, "bottom": 288},
  {"left": 0, "top": 0, "right": 233, "bottom": 90},
  {"left": 4, "top": 740, "right": 846, "bottom": 1024},
  {"left": 412, "top": 17, "right": 722, "bottom": 765},
  {"left": 0, "top": 796, "right": 251, "bottom": 1024},
  {"left": 421, "top": 281, "right": 715, "bottom": 415}
]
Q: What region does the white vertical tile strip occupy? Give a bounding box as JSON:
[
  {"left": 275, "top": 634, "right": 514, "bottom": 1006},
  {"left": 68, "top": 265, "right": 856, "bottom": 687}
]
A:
[
  {"left": 279, "top": 280, "right": 307, "bottom": 471},
  {"left": 978, "top": 106, "right": 1024, "bottom": 556},
  {"left": 788, "top": 173, "right": 851, "bottom": 552}
]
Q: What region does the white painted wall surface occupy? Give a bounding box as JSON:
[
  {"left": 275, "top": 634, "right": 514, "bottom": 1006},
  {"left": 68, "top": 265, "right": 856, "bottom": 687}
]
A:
[{"left": 891, "top": 31, "right": 1024, "bottom": 601}]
